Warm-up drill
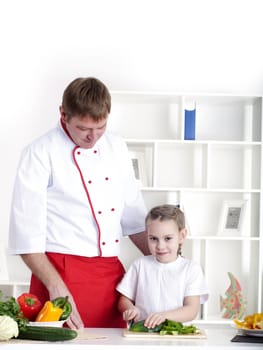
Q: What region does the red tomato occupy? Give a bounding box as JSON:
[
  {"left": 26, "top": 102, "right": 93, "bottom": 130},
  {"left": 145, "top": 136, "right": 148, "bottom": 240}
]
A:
[{"left": 17, "top": 293, "right": 42, "bottom": 321}]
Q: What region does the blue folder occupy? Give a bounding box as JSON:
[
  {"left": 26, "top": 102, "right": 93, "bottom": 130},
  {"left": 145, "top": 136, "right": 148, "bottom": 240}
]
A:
[{"left": 184, "top": 109, "right": 196, "bottom": 140}]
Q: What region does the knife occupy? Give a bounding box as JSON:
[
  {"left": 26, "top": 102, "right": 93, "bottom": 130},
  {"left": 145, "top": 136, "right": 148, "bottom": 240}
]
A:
[{"left": 128, "top": 319, "right": 134, "bottom": 330}]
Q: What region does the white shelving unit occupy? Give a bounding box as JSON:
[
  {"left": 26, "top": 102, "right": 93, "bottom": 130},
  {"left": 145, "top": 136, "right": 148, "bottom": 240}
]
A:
[
  {"left": 1, "top": 91, "right": 262, "bottom": 325},
  {"left": 110, "top": 91, "right": 263, "bottom": 323},
  {"left": 0, "top": 281, "right": 30, "bottom": 298}
]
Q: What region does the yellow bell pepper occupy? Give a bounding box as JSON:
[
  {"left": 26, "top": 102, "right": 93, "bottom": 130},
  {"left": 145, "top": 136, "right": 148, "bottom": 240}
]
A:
[
  {"left": 233, "top": 319, "right": 246, "bottom": 328},
  {"left": 35, "top": 301, "right": 63, "bottom": 322},
  {"left": 253, "top": 313, "right": 263, "bottom": 329},
  {"left": 234, "top": 312, "right": 263, "bottom": 330}
]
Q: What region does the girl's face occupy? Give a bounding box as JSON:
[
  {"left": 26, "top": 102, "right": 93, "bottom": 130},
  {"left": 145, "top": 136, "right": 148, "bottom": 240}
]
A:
[{"left": 146, "top": 218, "right": 186, "bottom": 264}]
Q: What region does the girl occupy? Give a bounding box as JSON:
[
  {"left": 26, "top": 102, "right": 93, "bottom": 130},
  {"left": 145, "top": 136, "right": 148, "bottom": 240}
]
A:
[{"left": 117, "top": 204, "right": 209, "bottom": 329}]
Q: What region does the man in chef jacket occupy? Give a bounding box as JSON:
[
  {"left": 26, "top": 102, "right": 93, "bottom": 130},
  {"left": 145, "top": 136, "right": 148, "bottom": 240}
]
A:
[{"left": 8, "top": 77, "right": 149, "bottom": 329}]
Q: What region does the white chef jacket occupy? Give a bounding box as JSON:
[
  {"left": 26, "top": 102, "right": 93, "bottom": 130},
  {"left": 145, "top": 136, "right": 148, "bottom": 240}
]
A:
[
  {"left": 8, "top": 121, "right": 147, "bottom": 257},
  {"left": 116, "top": 255, "right": 209, "bottom": 320}
]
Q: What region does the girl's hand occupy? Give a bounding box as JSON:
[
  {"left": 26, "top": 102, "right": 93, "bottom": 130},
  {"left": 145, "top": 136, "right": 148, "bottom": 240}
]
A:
[
  {"left": 123, "top": 306, "right": 140, "bottom": 322},
  {"left": 144, "top": 312, "right": 166, "bottom": 329}
]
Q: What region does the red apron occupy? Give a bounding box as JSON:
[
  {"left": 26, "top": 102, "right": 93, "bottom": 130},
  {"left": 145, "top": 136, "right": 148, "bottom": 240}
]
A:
[{"left": 29, "top": 253, "right": 126, "bottom": 328}]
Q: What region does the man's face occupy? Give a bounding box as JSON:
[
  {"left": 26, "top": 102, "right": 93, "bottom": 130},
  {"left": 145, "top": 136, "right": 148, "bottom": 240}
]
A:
[{"left": 60, "top": 107, "right": 108, "bottom": 149}]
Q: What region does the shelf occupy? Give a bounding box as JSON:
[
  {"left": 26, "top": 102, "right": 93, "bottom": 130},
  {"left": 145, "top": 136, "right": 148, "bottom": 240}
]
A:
[
  {"left": 127, "top": 139, "right": 261, "bottom": 190},
  {"left": 194, "top": 318, "right": 234, "bottom": 325},
  {"left": 142, "top": 187, "right": 261, "bottom": 193},
  {"left": 187, "top": 236, "right": 260, "bottom": 241},
  {"left": 0, "top": 281, "right": 30, "bottom": 298},
  {"left": 111, "top": 92, "right": 262, "bottom": 142},
  {"left": 0, "top": 281, "right": 29, "bottom": 285},
  {"left": 127, "top": 138, "right": 261, "bottom": 146}
]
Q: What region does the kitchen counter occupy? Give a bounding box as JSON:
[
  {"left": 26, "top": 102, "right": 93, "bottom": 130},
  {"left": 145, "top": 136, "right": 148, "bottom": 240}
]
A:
[{"left": 1, "top": 325, "right": 262, "bottom": 349}]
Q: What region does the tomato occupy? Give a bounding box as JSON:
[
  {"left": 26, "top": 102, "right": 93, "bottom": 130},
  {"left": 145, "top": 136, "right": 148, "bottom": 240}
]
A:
[{"left": 17, "top": 293, "right": 42, "bottom": 321}]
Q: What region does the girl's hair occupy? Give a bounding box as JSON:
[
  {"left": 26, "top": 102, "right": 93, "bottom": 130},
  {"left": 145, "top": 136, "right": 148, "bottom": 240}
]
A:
[
  {"left": 61, "top": 77, "right": 111, "bottom": 120},
  {"left": 146, "top": 204, "right": 185, "bottom": 230},
  {"left": 146, "top": 204, "right": 185, "bottom": 255}
]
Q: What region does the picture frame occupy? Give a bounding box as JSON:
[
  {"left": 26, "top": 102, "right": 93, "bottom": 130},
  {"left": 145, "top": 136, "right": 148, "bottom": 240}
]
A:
[
  {"left": 217, "top": 200, "right": 247, "bottom": 236},
  {"left": 0, "top": 243, "right": 9, "bottom": 281},
  {"left": 129, "top": 150, "right": 148, "bottom": 187}
]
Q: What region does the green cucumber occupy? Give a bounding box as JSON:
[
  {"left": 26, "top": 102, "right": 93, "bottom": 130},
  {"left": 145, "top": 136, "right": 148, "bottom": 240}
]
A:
[
  {"left": 17, "top": 326, "right": 78, "bottom": 341},
  {"left": 130, "top": 320, "right": 163, "bottom": 333}
]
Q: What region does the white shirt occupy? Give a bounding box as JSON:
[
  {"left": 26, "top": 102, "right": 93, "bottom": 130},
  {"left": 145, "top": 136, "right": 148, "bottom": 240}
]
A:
[
  {"left": 8, "top": 122, "right": 147, "bottom": 257},
  {"left": 116, "top": 255, "right": 209, "bottom": 320}
]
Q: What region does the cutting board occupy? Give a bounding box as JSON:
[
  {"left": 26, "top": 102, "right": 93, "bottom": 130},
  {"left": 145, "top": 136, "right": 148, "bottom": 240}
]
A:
[{"left": 123, "top": 329, "right": 207, "bottom": 339}]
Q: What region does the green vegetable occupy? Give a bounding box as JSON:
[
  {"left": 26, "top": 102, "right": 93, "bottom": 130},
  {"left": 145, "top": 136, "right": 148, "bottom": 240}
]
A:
[
  {"left": 160, "top": 319, "right": 199, "bottom": 335},
  {"left": 0, "top": 315, "right": 19, "bottom": 341},
  {"left": 130, "top": 319, "right": 199, "bottom": 335},
  {"left": 17, "top": 325, "right": 78, "bottom": 341},
  {"left": 0, "top": 290, "right": 28, "bottom": 331},
  {"left": 52, "top": 296, "right": 72, "bottom": 320},
  {"left": 130, "top": 320, "right": 163, "bottom": 333}
]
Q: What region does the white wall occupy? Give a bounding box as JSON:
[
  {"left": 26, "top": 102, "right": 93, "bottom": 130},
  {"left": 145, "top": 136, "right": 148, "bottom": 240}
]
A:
[{"left": 1, "top": 0, "right": 263, "bottom": 280}]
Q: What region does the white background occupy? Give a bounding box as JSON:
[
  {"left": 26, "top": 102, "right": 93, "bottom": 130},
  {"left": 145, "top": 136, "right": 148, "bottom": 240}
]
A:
[{"left": 1, "top": 0, "right": 263, "bottom": 280}]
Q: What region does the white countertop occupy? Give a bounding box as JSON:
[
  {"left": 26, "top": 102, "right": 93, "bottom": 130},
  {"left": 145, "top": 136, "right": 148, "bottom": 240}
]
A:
[{"left": 1, "top": 325, "right": 262, "bottom": 349}]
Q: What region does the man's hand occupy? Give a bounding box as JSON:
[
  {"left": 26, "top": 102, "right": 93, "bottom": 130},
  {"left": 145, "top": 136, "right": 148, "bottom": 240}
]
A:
[{"left": 48, "top": 286, "right": 84, "bottom": 329}]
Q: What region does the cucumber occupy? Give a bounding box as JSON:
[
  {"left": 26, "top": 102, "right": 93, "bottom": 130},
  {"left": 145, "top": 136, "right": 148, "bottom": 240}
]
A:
[
  {"left": 17, "top": 326, "right": 78, "bottom": 341},
  {"left": 130, "top": 320, "right": 163, "bottom": 333}
]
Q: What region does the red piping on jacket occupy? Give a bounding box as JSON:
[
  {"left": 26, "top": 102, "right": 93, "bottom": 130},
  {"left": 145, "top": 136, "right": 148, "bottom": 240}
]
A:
[
  {"left": 61, "top": 118, "right": 102, "bottom": 256},
  {"left": 72, "top": 146, "right": 102, "bottom": 257}
]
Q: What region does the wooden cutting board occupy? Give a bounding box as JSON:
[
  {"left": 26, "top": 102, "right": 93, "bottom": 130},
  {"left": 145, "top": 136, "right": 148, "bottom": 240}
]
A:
[{"left": 123, "top": 329, "right": 207, "bottom": 339}]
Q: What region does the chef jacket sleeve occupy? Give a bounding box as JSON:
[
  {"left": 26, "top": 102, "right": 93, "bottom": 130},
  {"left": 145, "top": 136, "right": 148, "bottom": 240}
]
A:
[
  {"left": 119, "top": 142, "right": 147, "bottom": 236},
  {"left": 8, "top": 144, "right": 50, "bottom": 254},
  {"left": 121, "top": 182, "right": 147, "bottom": 236}
]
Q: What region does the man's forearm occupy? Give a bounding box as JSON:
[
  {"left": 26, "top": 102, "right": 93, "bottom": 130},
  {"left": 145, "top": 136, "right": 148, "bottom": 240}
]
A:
[
  {"left": 129, "top": 231, "right": 150, "bottom": 255},
  {"left": 21, "top": 253, "right": 67, "bottom": 297}
]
